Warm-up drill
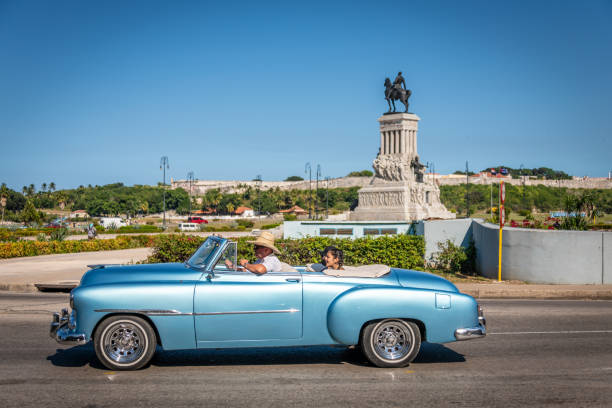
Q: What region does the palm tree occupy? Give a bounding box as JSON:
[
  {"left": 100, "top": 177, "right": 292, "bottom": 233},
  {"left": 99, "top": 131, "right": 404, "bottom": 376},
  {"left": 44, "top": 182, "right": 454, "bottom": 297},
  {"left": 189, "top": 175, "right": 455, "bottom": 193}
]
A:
[
  {"left": 41, "top": 183, "right": 47, "bottom": 193},
  {"left": 22, "top": 186, "right": 27, "bottom": 196},
  {"left": 28, "top": 184, "right": 35, "bottom": 196}
]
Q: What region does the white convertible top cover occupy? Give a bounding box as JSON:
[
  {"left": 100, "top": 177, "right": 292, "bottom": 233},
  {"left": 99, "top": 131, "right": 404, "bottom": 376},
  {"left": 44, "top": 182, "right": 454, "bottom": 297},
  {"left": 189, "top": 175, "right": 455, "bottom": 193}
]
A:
[{"left": 305, "top": 264, "right": 391, "bottom": 278}]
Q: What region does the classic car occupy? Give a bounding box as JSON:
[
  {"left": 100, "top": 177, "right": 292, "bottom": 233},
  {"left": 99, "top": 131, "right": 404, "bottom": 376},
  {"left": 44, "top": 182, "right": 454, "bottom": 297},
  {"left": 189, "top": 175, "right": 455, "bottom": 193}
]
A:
[{"left": 50, "top": 236, "right": 486, "bottom": 370}]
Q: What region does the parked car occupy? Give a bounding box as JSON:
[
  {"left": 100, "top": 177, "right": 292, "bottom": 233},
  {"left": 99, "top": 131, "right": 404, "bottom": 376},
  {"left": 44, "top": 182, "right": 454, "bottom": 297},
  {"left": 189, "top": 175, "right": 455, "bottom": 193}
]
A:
[
  {"left": 178, "top": 222, "right": 199, "bottom": 232},
  {"left": 99, "top": 217, "right": 127, "bottom": 229},
  {"left": 50, "top": 236, "right": 486, "bottom": 370},
  {"left": 187, "top": 216, "right": 208, "bottom": 224}
]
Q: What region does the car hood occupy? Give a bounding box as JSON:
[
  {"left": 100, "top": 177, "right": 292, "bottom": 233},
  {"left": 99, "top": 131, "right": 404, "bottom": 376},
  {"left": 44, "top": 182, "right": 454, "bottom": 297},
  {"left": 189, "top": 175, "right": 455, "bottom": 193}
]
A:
[
  {"left": 79, "top": 263, "right": 204, "bottom": 287},
  {"left": 393, "top": 269, "right": 459, "bottom": 293}
]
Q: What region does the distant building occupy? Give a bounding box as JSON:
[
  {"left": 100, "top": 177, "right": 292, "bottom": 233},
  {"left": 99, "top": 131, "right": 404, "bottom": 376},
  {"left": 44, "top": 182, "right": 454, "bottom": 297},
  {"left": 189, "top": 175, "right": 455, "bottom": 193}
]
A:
[
  {"left": 279, "top": 205, "right": 308, "bottom": 216},
  {"left": 70, "top": 210, "right": 89, "bottom": 219},
  {"left": 234, "top": 206, "right": 254, "bottom": 217}
]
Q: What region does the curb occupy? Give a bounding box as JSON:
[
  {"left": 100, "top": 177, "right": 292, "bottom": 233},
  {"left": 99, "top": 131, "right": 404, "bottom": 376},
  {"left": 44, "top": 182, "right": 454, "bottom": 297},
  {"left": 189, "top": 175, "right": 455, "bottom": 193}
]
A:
[
  {"left": 0, "top": 283, "right": 38, "bottom": 293},
  {"left": 461, "top": 288, "right": 612, "bottom": 300}
]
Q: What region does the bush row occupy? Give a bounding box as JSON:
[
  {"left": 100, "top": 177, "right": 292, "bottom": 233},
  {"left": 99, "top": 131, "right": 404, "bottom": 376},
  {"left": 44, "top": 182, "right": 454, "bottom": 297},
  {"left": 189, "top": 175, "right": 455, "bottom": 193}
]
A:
[
  {"left": 0, "top": 235, "right": 155, "bottom": 259},
  {"left": 146, "top": 234, "right": 425, "bottom": 269}
]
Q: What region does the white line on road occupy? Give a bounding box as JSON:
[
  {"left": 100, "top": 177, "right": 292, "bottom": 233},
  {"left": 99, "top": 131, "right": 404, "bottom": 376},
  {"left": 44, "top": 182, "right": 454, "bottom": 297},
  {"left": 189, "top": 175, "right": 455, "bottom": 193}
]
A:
[{"left": 489, "top": 330, "right": 612, "bottom": 335}]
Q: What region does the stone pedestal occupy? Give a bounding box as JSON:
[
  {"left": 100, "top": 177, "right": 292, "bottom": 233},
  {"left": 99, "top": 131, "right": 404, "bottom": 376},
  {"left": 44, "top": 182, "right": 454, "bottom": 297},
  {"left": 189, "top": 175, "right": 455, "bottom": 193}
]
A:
[{"left": 352, "top": 113, "right": 455, "bottom": 221}]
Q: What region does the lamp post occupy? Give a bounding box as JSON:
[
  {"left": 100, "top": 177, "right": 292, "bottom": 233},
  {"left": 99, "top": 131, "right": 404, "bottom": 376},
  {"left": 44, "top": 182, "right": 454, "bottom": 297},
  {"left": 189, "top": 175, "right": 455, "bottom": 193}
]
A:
[
  {"left": 305, "top": 163, "right": 312, "bottom": 219},
  {"left": 160, "top": 156, "right": 169, "bottom": 229},
  {"left": 465, "top": 161, "right": 470, "bottom": 217},
  {"left": 315, "top": 165, "right": 321, "bottom": 220},
  {"left": 254, "top": 174, "right": 262, "bottom": 215},
  {"left": 325, "top": 176, "right": 330, "bottom": 219},
  {"left": 519, "top": 164, "right": 525, "bottom": 207},
  {"left": 187, "top": 171, "right": 195, "bottom": 218}
]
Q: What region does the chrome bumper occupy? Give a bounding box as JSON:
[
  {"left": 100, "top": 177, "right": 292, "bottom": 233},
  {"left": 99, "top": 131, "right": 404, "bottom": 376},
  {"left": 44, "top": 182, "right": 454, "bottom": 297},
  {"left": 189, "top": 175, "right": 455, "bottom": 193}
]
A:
[
  {"left": 454, "top": 323, "right": 486, "bottom": 340},
  {"left": 50, "top": 308, "right": 86, "bottom": 345},
  {"left": 454, "top": 304, "right": 487, "bottom": 341}
]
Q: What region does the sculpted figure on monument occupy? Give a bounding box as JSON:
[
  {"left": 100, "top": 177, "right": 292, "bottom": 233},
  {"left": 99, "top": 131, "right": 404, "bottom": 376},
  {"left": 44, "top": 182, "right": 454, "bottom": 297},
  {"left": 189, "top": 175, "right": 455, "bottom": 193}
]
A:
[
  {"left": 373, "top": 155, "right": 413, "bottom": 182},
  {"left": 384, "top": 72, "right": 411, "bottom": 113}
]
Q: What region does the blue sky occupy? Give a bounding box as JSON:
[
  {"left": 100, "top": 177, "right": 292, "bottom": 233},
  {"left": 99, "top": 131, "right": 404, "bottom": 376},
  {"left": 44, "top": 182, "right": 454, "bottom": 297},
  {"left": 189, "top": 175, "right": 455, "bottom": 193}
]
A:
[{"left": 1, "top": 0, "right": 611, "bottom": 190}]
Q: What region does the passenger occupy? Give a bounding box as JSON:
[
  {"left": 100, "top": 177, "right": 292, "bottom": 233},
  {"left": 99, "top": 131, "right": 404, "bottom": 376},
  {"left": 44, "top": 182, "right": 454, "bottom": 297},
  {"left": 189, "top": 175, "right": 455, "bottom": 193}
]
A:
[
  {"left": 321, "top": 246, "right": 344, "bottom": 270},
  {"left": 226, "top": 231, "right": 281, "bottom": 275}
]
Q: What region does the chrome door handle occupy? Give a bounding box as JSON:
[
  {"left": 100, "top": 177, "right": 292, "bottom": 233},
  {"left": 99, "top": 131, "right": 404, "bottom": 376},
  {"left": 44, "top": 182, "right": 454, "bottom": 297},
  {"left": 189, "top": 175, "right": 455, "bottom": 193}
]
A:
[{"left": 285, "top": 278, "right": 300, "bottom": 283}]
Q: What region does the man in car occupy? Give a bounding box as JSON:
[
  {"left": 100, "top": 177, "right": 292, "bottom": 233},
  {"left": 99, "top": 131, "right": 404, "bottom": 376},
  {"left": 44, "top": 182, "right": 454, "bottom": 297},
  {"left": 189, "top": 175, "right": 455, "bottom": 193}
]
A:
[{"left": 226, "top": 231, "right": 282, "bottom": 275}]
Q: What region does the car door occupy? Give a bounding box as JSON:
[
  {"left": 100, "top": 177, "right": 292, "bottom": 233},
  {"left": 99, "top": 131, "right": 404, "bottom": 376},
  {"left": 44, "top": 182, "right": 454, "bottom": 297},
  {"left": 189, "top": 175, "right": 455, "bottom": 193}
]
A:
[{"left": 193, "top": 270, "right": 303, "bottom": 346}]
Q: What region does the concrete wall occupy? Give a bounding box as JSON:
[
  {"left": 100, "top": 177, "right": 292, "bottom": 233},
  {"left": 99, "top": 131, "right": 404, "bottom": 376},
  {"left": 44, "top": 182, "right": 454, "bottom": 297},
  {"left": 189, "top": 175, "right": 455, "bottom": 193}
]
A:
[
  {"left": 420, "top": 218, "right": 473, "bottom": 261},
  {"left": 473, "top": 219, "right": 611, "bottom": 284},
  {"left": 283, "top": 221, "right": 411, "bottom": 239}
]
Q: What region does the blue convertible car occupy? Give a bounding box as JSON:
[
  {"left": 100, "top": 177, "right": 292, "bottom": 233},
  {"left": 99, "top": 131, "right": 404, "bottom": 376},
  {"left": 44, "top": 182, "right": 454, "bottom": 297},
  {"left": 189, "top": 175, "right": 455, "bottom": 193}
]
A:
[{"left": 50, "top": 236, "right": 485, "bottom": 370}]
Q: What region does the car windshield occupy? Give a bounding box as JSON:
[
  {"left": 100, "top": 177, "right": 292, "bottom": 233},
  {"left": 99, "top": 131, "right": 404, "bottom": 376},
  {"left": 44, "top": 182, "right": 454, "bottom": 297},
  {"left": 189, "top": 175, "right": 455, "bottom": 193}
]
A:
[{"left": 186, "top": 237, "right": 222, "bottom": 268}]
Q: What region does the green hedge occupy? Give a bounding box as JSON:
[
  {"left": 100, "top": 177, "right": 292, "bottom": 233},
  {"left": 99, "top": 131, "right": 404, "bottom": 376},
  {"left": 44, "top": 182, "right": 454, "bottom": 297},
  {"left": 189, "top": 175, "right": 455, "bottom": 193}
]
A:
[
  {"left": 146, "top": 234, "right": 425, "bottom": 269},
  {"left": 0, "top": 235, "right": 155, "bottom": 259}
]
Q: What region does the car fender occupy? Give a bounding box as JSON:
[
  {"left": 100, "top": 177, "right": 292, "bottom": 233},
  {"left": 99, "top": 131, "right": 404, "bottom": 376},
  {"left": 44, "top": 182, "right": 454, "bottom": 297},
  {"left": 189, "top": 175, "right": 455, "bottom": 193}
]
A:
[
  {"left": 73, "top": 281, "right": 197, "bottom": 350},
  {"left": 327, "top": 286, "right": 479, "bottom": 344}
]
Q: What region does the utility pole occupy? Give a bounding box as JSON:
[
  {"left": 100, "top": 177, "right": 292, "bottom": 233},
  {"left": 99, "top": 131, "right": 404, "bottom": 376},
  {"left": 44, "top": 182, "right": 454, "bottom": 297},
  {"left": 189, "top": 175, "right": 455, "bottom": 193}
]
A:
[
  {"left": 315, "top": 165, "right": 321, "bottom": 220},
  {"left": 160, "top": 156, "right": 169, "bottom": 229},
  {"left": 519, "top": 164, "right": 525, "bottom": 208},
  {"left": 187, "top": 171, "right": 195, "bottom": 218},
  {"left": 325, "top": 176, "right": 330, "bottom": 219},
  {"left": 255, "top": 174, "right": 262, "bottom": 215},
  {"left": 305, "top": 163, "right": 312, "bottom": 219},
  {"left": 465, "top": 161, "right": 470, "bottom": 217}
]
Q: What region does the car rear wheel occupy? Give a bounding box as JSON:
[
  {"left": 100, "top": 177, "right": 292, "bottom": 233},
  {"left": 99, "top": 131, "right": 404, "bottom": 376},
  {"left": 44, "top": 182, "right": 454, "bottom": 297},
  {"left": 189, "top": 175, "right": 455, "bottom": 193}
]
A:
[
  {"left": 360, "top": 319, "right": 421, "bottom": 368},
  {"left": 94, "top": 315, "right": 156, "bottom": 371}
]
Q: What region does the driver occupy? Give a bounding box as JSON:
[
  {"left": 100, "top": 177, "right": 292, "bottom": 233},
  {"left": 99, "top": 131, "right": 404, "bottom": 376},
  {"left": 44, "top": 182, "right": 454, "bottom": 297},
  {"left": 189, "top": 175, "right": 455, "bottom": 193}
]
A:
[{"left": 226, "top": 231, "right": 282, "bottom": 275}]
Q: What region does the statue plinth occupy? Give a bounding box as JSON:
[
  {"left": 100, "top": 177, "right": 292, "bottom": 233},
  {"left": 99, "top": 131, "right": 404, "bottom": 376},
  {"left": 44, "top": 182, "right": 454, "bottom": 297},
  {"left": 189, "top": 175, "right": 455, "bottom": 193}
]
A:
[{"left": 352, "top": 113, "right": 455, "bottom": 221}]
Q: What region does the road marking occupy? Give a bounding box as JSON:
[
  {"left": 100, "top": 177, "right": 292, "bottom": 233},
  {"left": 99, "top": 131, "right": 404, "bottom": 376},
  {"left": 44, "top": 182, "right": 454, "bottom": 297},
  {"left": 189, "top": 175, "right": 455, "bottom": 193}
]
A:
[
  {"left": 404, "top": 370, "right": 415, "bottom": 373},
  {"left": 489, "top": 330, "right": 612, "bottom": 335}
]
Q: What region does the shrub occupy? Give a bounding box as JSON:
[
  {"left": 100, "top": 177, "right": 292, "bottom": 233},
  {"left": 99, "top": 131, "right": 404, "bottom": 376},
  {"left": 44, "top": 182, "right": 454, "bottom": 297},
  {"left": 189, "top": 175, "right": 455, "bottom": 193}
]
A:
[
  {"left": 431, "top": 239, "right": 476, "bottom": 275},
  {"left": 0, "top": 235, "right": 155, "bottom": 259},
  {"left": 261, "top": 223, "right": 281, "bottom": 230},
  {"left": 49, "top": 227, "right": 69, "bottom": 242},
  {"left": 236, "top": 219, "right": 254, "bottom": 228},
  {"left": 144, "top": 234, "right": 425, "bottom": 269},
  {"left": 283, "top": 214, "right": 297, "bottom": 221}
]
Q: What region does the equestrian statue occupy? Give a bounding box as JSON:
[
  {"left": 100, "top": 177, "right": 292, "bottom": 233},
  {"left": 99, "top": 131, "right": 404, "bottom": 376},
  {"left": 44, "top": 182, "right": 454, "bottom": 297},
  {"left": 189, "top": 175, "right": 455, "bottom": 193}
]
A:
[{"left": 384, "top": 71, "right": 411, "bottom": 113}]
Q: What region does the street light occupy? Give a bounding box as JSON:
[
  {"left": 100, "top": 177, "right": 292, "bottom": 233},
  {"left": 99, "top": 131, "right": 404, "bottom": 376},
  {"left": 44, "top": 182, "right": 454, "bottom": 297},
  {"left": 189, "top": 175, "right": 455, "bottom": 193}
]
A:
[
  {"left": 465, "top": 161, "right": 470, "bottom": 218},
  {"left": 160, "top": 156, "right": 169, "bottom": 229},
  {"left": 519, "top": 164, "right": 525, "bottom": 207},
  {"left": 254, "top": 174, "right": 262, "bottom": 215},
  {"left": 316, "top": 164, "right": 321, "bottom": 220},
  {"left": 187, "top": 171, "right": 196, "bottom": 218},
  {"left": 325, "top": 176, "right": 330, "bottom": 219},
  {"left": 305, "top": 163, "right": 312, "bottom": 219}
]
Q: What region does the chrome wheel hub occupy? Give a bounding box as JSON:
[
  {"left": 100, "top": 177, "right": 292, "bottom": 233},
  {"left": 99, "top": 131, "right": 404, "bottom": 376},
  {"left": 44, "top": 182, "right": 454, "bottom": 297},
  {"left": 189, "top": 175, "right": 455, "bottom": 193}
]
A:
[
  {"left": 373, "top": 322, "right": 413, "bottom": 361},
  {"left": 103, "top": 323, "right": 145, "bottom": 364}
]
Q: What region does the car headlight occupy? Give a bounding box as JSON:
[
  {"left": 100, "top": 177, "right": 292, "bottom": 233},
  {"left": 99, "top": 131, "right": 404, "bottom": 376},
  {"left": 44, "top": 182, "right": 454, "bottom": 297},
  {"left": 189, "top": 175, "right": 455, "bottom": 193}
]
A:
[{"left": 69, "top": 291, "right": 74, "bottom": 310}]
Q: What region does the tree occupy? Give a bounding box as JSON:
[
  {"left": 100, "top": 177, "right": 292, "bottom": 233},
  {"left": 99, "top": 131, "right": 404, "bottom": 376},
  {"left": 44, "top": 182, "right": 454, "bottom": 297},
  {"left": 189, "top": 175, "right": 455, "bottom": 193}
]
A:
[
  {"left": 49, "top": 182, "right": 56, "bottom": 192},
  {"left": 347, "top": 170, "right": 373, "bottom": 177},
  {"left": 21, "top": 200, "right": 41, "bottom": 225},
  {"left": 41, "top": 183, "right": 47, "bottom": 193},
  {"left": 284, "top": 176, "right": 304, "bottom": 181}
]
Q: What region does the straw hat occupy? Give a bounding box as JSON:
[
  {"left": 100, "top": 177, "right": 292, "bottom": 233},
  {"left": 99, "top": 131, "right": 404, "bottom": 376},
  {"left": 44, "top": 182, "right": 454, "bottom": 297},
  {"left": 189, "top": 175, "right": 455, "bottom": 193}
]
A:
[{"left": 248, "top": 231, "right": 280, "bottom": 254}]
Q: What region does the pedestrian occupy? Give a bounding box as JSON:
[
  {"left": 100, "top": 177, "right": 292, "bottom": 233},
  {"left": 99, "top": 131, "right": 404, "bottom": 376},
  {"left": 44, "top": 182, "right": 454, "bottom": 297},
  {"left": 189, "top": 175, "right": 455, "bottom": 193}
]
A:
[{"left": 87, "top": 223, "right": 97, "bottom": 240}]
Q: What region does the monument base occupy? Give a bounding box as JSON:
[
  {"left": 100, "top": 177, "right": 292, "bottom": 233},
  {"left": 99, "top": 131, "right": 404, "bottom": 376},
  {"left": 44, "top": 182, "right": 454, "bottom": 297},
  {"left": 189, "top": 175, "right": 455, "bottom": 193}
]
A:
[{"left": 351, "top": 179, "right": 455, "bottom": 221}]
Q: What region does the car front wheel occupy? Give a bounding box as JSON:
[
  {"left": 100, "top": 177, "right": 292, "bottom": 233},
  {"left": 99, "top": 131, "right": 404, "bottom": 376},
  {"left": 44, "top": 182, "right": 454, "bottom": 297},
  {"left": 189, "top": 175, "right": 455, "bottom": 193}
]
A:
[
  {"left": 94, "top": 315, "right": 157, "bottom": 371},
  {"left": 360, "top": 319, "right": 421, "bottom": 368}
]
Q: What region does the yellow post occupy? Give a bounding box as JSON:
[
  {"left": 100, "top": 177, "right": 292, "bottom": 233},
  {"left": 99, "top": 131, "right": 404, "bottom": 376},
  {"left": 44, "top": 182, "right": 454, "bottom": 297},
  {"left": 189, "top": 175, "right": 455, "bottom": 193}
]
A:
[{"left": 498, "top": 226, "right": 503, "bottom": 282}]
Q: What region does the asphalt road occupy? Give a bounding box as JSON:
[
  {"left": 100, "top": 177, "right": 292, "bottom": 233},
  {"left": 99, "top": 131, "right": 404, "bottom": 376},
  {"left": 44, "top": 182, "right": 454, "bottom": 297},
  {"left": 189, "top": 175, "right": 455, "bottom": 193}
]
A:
[{"left": 1, "top": 293, "right": 611, "bottom": 407}]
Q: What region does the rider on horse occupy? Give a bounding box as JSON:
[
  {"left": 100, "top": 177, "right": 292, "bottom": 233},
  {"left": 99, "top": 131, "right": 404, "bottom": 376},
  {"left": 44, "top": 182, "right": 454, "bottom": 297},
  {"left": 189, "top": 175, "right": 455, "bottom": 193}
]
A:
[{"left": 393, "top": 72, "right": 406, "bottom": 93}]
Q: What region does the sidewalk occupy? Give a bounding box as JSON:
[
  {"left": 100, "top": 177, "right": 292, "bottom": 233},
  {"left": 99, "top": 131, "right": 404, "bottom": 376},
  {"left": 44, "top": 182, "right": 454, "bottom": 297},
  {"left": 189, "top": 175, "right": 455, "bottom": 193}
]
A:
[
  {"left": 1, "top": 249, "right": 611, "bottom": 299},
  {"left": 0, "top": 248, "right": 152, "bottom": 292}
]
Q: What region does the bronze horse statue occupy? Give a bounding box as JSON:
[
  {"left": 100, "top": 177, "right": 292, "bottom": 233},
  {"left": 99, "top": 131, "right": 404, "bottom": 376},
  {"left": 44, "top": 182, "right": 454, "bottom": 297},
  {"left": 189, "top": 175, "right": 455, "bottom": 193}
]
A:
[{"left": 384, "top": 78, "right": 411, "bottom": 113}]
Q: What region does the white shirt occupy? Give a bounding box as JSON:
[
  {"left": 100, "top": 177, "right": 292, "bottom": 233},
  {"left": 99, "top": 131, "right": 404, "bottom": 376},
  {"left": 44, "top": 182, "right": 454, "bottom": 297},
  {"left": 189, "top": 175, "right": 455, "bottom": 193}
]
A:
[{"left": 254, "top": 254, "right": 282, "bottom": 273}]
